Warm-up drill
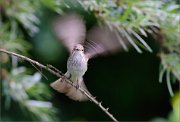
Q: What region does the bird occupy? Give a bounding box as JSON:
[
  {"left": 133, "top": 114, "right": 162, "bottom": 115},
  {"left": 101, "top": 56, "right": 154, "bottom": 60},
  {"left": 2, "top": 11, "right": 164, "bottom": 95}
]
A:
[{"left": 50, "top": 13, "right": 130, "bottom": 101}]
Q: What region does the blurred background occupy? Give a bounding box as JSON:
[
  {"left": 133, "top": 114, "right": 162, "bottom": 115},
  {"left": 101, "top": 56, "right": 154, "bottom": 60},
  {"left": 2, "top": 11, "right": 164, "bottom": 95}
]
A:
[{"left": 0, "top": 0, "right": 179, "bottom": 121}]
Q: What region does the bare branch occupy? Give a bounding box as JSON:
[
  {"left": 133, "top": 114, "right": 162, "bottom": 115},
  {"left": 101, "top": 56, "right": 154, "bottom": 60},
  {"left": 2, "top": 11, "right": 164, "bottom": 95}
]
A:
[{"left": 0, "top": 48, "right": 118, "bottom": 122}]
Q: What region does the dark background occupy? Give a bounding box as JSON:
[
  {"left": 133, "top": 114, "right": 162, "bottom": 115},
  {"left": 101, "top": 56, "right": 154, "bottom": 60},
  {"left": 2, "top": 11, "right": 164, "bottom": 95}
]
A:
[{"left": 27, "top": 8, "right": 172, "bottom": 121}]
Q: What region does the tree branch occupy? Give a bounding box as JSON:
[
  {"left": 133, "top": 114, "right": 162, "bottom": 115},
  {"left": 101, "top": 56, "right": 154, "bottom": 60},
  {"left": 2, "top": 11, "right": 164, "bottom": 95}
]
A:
[{"left": 0, "top": 48, "right": 118, "bottom": 122}]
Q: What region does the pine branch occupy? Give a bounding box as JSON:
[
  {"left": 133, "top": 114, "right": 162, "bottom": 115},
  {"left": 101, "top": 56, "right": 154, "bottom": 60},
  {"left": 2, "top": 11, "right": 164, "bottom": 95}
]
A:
[{"left": 0, "top": 48, "right": 118, "bottom": 122}]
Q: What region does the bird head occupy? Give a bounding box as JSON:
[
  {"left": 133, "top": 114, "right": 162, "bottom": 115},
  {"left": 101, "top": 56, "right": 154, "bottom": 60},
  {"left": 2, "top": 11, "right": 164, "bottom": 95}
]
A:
[{"left": 73, "top": 44, "right": 84, "bottom": 52}]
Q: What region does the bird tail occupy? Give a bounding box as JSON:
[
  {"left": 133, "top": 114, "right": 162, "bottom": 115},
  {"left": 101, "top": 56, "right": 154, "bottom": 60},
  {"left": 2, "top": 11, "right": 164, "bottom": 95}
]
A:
[{"left": 50, "top": 73, "right": 89, "bottom": 101}]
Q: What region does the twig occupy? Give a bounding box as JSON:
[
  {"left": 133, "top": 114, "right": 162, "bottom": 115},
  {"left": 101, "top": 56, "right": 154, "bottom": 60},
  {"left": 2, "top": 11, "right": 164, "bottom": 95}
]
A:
[
  {"left": 30, "top": 62, "right": 48, "bottom": 80},
  {"left": 0, "top": 48, "right": 118, "bottom": 122},
  {"left": 47, "top": 64, "right": 60, "bottom": 72}
]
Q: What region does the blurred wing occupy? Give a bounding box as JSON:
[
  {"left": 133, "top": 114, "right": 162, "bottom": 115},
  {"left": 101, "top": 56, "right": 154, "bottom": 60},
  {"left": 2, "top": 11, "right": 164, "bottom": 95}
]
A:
[
  {"left": 53, "top": 13, "right": 86, "bottom": 53},
  {"left": 84, "top": 24, "right": 130, "bottom": 59}
]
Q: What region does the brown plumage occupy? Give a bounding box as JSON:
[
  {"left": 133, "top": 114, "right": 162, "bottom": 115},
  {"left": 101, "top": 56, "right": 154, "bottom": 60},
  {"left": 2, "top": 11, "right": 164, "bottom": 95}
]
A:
[{"left": 51, "top": 13, "right": 129, "bottom": 101}]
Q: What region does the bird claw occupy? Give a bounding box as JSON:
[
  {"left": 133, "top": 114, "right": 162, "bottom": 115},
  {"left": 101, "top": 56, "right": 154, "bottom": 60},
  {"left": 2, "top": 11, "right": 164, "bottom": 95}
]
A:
[
  {"left": 75, "top": 84, "right": 79, "bottom": 90},
  {"left": 61, "top": 74, "right": 71, "bottom": 82},
  {"left": 60, "top": 76, "right": 66, "bottom": 82}
]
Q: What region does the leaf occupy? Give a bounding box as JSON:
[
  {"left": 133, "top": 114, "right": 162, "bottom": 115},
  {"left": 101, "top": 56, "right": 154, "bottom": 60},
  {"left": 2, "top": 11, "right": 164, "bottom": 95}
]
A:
[
  {"left": 121, "top": 28, "right": 142, "bottom": 53},
  {"left": 159, "top": 64, "right": 166, "bottom": 83},
  {"left": 166, "top": 69, "right": 174, "bottom": 96},
  {"left": 129, "top": 29, "right": 152, "bottom": 52}
]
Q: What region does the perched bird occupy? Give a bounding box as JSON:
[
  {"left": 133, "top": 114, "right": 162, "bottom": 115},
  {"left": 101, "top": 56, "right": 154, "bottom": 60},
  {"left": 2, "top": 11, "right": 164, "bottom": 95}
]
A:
[{"left": 50, "top": 13, "right": 129, "bottom": 101}]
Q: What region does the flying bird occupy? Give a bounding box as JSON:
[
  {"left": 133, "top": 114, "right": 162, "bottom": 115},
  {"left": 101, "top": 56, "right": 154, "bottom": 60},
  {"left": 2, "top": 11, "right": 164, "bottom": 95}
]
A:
[{"left": 50, "top": 13, "right": 130, "bottom": 101}]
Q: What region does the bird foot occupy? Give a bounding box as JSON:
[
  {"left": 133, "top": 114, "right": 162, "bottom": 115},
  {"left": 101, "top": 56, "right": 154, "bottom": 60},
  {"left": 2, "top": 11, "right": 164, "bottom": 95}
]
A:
[
  {"left": 75, "top": 84, "right": 79, "bottom": 90},
  {"left": 61, "top": 74, "right": 71, "bottom": 82},
  {"left": 60, "top": 76, "right": 66, "bottom": 82}
]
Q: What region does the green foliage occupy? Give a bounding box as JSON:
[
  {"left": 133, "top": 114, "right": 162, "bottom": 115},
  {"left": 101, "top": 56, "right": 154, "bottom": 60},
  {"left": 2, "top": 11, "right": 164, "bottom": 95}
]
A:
[
  {"left": 169, "top": 92, "right": 180, "bottom": 122},
  {"left": 2, "top": 67, "right": 58, "bottom": 121},
  {"left": 0, "top": 0, "right": 58, "bottom": 121},
  {"left": 0, "top": 23, "right": 31, "bottom": 55},
  {"left": 1, "top": 0, "right": 40, "bottom": 35},
  {"left": 0, "top": 0, "right": 179, "bottom": 121},
  {"left": 151, "top": 92, "right": 180, "bottom": 122},
  {"left": 76, "top": 0, "right": 180, "bottom": 95}
]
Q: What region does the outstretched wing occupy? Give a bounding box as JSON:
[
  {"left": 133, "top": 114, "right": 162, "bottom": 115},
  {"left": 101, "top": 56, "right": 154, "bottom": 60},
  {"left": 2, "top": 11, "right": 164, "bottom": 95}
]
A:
[
  {"left": 84, "top": 24, "right": 130, "bottom": 59},
  {"left": 53, "top": 13, "right": 86, "bottom": 53}
]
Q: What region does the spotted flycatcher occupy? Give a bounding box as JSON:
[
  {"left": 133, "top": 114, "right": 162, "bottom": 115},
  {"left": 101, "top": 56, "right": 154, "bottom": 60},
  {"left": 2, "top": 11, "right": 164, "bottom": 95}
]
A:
[{"left": 50, "top": 13, "right": 129, "bottom": 101}]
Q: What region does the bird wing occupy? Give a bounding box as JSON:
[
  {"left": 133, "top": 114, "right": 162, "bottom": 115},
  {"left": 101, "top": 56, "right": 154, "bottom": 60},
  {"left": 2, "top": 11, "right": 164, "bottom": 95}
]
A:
[
  {"left": 84, "top": 24, "right": 130, "bottom": 59},
  {"left": 53, "top": 13, "right": 86, "bottom": 53}
]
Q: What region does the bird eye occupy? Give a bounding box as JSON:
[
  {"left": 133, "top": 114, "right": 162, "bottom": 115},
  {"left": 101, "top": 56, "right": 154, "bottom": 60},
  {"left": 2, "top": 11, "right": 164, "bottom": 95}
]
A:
[{"left": 74, "top": 48, "right": 84, "bottom": 51}]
